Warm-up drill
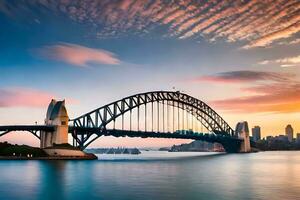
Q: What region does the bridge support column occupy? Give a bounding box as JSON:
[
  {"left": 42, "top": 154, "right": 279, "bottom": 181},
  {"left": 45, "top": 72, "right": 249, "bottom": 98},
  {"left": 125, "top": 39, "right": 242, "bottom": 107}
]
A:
[
  {"left": 235, "top": 121, "right": 251, "bottom": 153},
  {"left": 41, "top": 100, "right": 69, "bottom": 148}
]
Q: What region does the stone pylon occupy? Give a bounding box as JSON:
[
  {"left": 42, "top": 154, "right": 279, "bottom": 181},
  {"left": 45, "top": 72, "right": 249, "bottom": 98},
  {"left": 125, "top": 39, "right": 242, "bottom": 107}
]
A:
[
  {"left": 40, "top": 99, "right": 69, "bottom": 148},
  {"left": 235, "top": 121, "right": 251, "bottom": 153}
]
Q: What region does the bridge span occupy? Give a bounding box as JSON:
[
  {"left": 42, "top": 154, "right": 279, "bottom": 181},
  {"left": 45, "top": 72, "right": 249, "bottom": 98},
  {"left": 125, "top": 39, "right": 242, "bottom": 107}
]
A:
[{"left": 0, "top": 91, "right": 251, "bottom": 153}]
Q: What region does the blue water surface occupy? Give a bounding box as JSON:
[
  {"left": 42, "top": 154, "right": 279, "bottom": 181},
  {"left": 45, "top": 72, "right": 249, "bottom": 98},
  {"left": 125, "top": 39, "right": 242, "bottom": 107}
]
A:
[{"left": 0, "top": 151, "right": 299, "bottom": 200}]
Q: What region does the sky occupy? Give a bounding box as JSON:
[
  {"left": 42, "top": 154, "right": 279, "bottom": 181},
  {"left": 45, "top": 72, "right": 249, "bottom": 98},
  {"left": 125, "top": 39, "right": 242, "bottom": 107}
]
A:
[{"left": 0, "top": 0, "right": 299, "bottom": 148}]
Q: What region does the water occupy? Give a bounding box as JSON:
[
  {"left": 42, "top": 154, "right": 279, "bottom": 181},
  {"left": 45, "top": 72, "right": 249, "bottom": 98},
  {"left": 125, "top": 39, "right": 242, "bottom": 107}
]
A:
[{"left": 0, "top": 151, "right": 299, "bottom": 200}]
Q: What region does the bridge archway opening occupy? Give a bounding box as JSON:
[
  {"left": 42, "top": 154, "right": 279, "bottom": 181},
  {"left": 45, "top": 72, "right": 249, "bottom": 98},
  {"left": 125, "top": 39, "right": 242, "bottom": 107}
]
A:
[
  {"left": 0, "top": 130, "right": 41, "bottom": 146},
  {"left": 78, "top": 100, "right": 213, "bottom": 149}
]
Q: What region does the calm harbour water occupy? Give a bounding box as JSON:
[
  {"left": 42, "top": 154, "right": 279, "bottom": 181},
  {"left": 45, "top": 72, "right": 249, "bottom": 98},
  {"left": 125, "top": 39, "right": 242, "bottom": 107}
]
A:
[{"left": 0, "top": 151, "right": 299, "bottom": 200}]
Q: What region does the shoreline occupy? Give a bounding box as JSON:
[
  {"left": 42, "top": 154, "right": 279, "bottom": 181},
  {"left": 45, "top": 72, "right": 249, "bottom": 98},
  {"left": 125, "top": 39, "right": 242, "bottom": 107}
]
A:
[{"left": 0, "top": 154, "right": 98, "bottom": 160}]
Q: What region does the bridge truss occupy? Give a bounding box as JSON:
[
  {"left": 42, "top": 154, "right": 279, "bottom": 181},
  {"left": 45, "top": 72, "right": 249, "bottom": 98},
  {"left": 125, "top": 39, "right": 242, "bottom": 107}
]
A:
[{"left": 70, "top": 91, "right": 236, "bottom": 149}]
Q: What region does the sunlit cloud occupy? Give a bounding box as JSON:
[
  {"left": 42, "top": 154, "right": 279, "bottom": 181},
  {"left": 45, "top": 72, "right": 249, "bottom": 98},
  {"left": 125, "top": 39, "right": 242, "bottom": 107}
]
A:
[
  {"left": 0, "top": 88, "right": 54, "bottom": 108},
  {"left": 281, "top": 64, "right": 297, "bottom": 68},
  {"left": 194, "top": 70, "right": 300, "bottom": 113},
  {"left": 259, "top": 55, "right": 300, "bottom": 67},
  {"left": 279, "top": 38, "right": 300, "bottom": 45},
  {"left": 244, "top": 21, "right": 300, "bottom": 49},
  {"left": 289, "top": 38, "right": 300, "bottom": 45},
  {"left": 37, "top": 43, "right": 120, "bottom": 67},
  {"left": 1, "top": 0, "right": 300, "bottom": 48},
  {"left": 211, "top": 83, "right": 300, "bottom": 113}
]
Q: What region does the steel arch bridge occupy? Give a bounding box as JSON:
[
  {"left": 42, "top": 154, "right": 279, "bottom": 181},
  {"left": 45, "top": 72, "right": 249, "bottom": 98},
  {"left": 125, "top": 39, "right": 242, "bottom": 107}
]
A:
[
  {"left": 69, "top": 91, "right": 241, "bottom": 152},
  {"left": 0, "top": 91, "right": 246, "bottom": 153}
]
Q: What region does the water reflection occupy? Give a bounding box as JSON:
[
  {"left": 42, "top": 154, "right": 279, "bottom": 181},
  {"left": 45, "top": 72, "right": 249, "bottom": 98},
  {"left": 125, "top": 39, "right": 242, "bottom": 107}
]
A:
[
  {"left": 39, "top": 161, "right": 67, "bottom": 200},
  {"left": 0, "top": 151, "right": 299, "bottom": 200}
]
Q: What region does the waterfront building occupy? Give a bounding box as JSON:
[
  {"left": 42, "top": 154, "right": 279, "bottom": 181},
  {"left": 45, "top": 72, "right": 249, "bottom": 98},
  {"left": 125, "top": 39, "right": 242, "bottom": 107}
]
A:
[
  {"left": 266, "top": 135, "right": 288, "bottom": 143},
  {"left": 297, "top": 133, "right": 300, "bottom": 143},
  {"left": 266, "top": 136, "right": 273, "bottom": 141},
  {"left": 277, "top": 135, "right": 289, "bottom": 142},
  {"left": 285, "top": 125, "right": 294, "bottom": 142},
  {"left": 251, "top": 126, "right": 261, "bottom": 142}
]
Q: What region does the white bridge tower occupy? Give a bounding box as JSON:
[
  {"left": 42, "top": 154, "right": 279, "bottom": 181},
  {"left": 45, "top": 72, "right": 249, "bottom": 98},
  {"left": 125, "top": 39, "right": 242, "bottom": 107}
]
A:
[{"left": 40, "top": 99, "right": 69, "bottom": 148}]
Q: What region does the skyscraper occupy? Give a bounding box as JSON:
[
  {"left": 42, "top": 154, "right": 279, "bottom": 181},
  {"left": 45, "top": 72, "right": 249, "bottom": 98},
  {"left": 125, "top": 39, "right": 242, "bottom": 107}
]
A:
[
  {"left": 297, "top": 133, "right": 300, "bottom": 143},
  {"left": 251, "top": 126, "right": 261, "bottom": 142},
  {"left": 285, "top": 124, "right": 294, "bottom": 142}
]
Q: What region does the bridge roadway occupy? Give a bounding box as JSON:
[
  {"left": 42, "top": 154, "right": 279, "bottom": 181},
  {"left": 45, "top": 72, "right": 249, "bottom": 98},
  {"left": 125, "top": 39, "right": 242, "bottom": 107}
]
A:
[
  {"left": 70, "top": 128, "right": 242, "bottom": 152},
  {"left": 0, "top": 125, "right": 54, "bottom": 132},
  {"left": 1, "top": 125, "right": 234, "bottom": 142},
  {"left": 0, "top": 125, "right": 54, "bottom": 138},
  {"left": 70, "top": 127, "right": 235, "bottom": 141},
  {"left": 0, "top": 125, "right": 242, "bottom": 152}
]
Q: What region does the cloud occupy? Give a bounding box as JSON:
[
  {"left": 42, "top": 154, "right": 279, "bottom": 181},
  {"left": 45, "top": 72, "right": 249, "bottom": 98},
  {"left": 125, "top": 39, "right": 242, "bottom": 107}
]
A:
[
  {"left": 37, "top": 43, "right": 120, "bottom": 67},
  {"left": 275, "top": 55, "right": 300, "bottom": 64},
  {"left": 211, "top": 82, "right": 300, "bottom": 113},
  {"left": 0, "top": 87, "right": 78, "bottom": 108},
  {"left": 259, "top": 55, "right": 300, "bottom": 67},
  {"left": 192, "top": 71, "right": 293, "bottom": 84},
  {"left": 279, "top": 38, "right": 300, "bottom": 45},
  {"left": 1, "top": 0, "right": 300, "bottom": 48},
  {"left": 192, "top": 70, "right": 300, "bottom": 113},
  {"left": 244, "top": 21, "right": 300, "bottom": 48},
  {"left": 0, "top": 88, "right": 55, "bottom": 108},
  {"left": 289, "top": 38, "right": 300, "bottom": 45}
]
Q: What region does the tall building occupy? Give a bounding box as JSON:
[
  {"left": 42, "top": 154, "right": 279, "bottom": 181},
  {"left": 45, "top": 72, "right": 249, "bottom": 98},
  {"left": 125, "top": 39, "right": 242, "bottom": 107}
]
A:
[
  {"left": 285, "top": 124, "right": 294, "bottom": 142},
  {"left": 297, "top": 133, "right": 300, "bottom": 143},
  {"left": 251, "top": 126, "right": 261, "bottom": 142}
]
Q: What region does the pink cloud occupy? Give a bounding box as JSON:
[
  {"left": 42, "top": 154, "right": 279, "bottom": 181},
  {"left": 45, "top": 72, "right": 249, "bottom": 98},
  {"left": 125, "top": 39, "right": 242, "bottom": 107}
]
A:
[
  {"left": 0, "top": 88, "right": 55, "bottom": 108},
  {"left": 2, "top": 1, "right": 300, "bottom": 47},
  {"left": 244, "top": 21, "right": 300, "bottom": 48},
  {"left": 211, "top": 82, "right": 300, "bottom": 113},
  {"left": 38, "top": 43, "right": 120, "bottom": 67},
  {"left": 190, "top": 70, "right": 300, "bottom": 113}
]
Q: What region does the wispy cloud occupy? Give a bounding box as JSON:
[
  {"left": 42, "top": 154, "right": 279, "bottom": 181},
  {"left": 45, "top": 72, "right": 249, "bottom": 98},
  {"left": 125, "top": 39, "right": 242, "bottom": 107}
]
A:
[
  {"left": 1, "top": 0, "right": 300, "bottom": 48},
  {"left": 259, "top": 55, "right": 300, "bottom": 67},
  {"left": 194, "top": 70, "right": 300, "bottom": 113},
  {"left": 211, "top": 83, "right": 300, "bottom": 113},
  {"left": 279, "top": 38, "right": 300, "bottom": 45},
  {"left": 244, "top": 21, "right": 300, "bottom": 48},
  {"left": 191, "top": 71, "right": 293, "bottom": 84},
  {"left": 37, "top": 43, "right": 120, "bottom": 67},
  {"left": 0, "top": 88, "right": 54, "bottom": 108}
]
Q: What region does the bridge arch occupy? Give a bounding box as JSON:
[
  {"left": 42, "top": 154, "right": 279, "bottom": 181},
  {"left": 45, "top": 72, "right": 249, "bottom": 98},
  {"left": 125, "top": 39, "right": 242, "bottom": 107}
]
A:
[{"left": 70, "top": 91, "right": 235, "bottom": 149}]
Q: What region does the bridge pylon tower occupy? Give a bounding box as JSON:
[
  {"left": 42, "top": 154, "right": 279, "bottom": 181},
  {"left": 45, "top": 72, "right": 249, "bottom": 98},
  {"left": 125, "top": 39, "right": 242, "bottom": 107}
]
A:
[
  {"left": 40, "top": 99, "right": 69, "bottom": 148},
  {"left": 235, "top": 121, "right": 251, "bottom": 153}
]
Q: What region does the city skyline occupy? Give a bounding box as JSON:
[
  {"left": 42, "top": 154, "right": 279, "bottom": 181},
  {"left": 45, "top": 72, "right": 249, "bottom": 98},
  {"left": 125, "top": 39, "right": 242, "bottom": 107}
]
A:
[
  {"left": 0, "top": 0, "right": 299, "bottom": 147},
  {"left": 252, "top": 124, "right": 300, "bottom": 141}
]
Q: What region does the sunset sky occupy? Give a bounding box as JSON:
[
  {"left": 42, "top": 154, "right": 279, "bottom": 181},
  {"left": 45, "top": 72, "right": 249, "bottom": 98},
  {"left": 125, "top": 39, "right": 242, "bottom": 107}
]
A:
[{"left": 0, "top": 0, "right": 299, "bottom": 147}]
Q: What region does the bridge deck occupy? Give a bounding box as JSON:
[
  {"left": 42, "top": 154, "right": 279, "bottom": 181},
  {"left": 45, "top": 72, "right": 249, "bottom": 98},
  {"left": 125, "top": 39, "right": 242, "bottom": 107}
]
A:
[
  {"left": 0, "top": 125, "right": 55, "bottom": 132},
  {"left": 105, "top": 129, "right": 241, "bottom": 142},
  {"left": 69, "top": 127, "right": 241, "bottom": 143}
]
